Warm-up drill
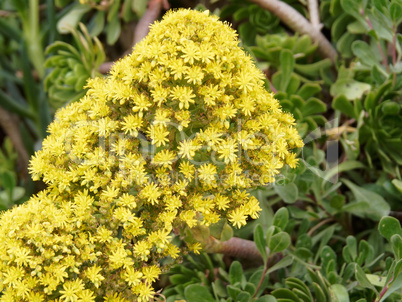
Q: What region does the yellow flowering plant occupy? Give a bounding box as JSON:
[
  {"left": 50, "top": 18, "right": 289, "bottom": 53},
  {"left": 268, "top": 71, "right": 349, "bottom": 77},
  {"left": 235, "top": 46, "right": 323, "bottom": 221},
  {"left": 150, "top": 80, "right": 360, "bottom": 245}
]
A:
[{"left": 0, "top": 9, "right": 303, "bottom": 301}]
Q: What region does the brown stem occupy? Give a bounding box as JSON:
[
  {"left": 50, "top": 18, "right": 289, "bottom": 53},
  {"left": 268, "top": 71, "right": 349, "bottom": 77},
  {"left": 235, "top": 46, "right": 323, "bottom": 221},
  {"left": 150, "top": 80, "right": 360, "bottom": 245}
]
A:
[
  {"left": 204, "top": 236, "right": 264, "bottom": 262},
  {"left": 307, "top": 0, "right": 321, "bottom": 30},
  {"left": 249, "top": 0, "right": 337, "bottom": 64},
  {"left": 375, "top": 275, "right": 393, "bottom": 302},
  {"left": 0, "top": 107, "right": 29, "bottom": 179},
  {"left": 252, "top": 257, "right": 270, "bottom": 298},
  {"left": 307, "top": 217, "right": 334, "bottom": 236}
]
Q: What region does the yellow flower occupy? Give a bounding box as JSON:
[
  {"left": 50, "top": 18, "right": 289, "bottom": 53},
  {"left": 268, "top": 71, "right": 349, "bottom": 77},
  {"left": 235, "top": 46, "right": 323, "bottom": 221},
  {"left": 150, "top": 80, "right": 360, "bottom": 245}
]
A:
[
  {"left": 132, "top": 283, "right": 155, "bottom": 302},
  {"left": 170, "top": 85, "right": 196, "bottom": 109},
  {"left": 152, "top": 150, "right": 177, "bottom": 168},
  {"left": 147, "top": 124, "right": 170, "bottom": 147},
  {"left": 121, "top": 114, "right": 143, "bottom": 136},
  {"left": 228, "top": 208, "right": 248, "bottom": 228},
  {"left": 142, "top": 265, "right": 161, "bottom": 283},
  {"left": 122, "top": 267, "right": 143, "bottom": 286},
  {"left": 78, "top": 290, "right": 96, "bottom": 302},
  {"left": 59, "top": 279, "right": 84, "bottom": 302},
  {"left": 178, "top": 161, "right": 194, "bottom": 181},
  {"left": 139, "top": 183, "right": 162, "bottom": 205},
  {"left": 198, "top": 163, "right": 217, "bottom": 186},
  {"left": 178, "top": 139, "right": 200, "bottom": 160},
  {"left": 0, "top": 8, "right": 303, "bottom": 300},
  {"left": 217, "top": 138, "right": 238, "bottom": 163}
]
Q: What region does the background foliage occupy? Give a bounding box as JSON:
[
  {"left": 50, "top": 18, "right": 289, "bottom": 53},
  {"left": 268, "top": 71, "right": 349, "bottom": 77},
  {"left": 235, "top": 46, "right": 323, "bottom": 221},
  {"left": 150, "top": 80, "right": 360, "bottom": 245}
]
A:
[{"left": 0, "top": 0, "right": 401, "bottom": 301}]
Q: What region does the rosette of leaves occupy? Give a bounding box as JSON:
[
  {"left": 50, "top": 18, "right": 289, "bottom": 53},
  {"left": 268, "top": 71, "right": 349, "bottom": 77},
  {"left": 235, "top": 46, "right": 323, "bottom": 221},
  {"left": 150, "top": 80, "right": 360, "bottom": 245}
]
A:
[
  {"left": 56, "top": 0, "right": 149, "bottom": 45},
  {"left": 164, "top": 254, "right": 287, "bottom": 302},
  {"left": 220, "top": 1, "right": 281, "bottom": 46},
  {"left": 321, "top": 0, "right": 402, "bottom": 59},
  {"left": 329, "top": 0, "right": 402, "bottom": 176},
  {"left": 251, "top": 34, "right": 332, "bottom": 135},
  {"left": 44, "top": 23, "right": 105, "bottom": 108}
]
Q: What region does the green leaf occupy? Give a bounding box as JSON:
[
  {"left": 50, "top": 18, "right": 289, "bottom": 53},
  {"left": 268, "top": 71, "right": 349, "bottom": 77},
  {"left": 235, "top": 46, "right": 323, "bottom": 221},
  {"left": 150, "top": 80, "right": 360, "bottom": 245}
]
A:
[
  {"left": 330, "top": 284, "right": 350, "bottom": 302},
  {"left": 343, "top": 236, "right": 358, "bottom": 263},
  {"left": 132, "top": 0, "right": 148, "bottom": 16},
  {"left": 57, "top": 4, "right": 91, "bottom": 34},
  {"left": 294, "top": 59, "right": 332, "bottom": 77},
  {"left": 330, "top": 79, "right": 371, "bottom": 100},
  {"left": 107, "top": 0, "right": 121, "bottom": 22},
  {"left": 330, "top": 195, "right": 346, "bottom": 209},
  {"left": 313, "top": 282, "right": 327, "bottom": 302},
  {"left": 340, "top": 0, "right": 367, "bottom": 23},
  {"left": 236, "top": 292, "right": 251, "bottom": 302},
  {"left": 184, "top": 284, "right": 215, "bottom": 302},
  {"left": 239, "top": 23, "right": 257, "bottom": 46},
  {"left": 297, "top": 83, "right": 321, "bottom": 99},
  {"left": 341, "top": 178, "right": 390, "bottom": 220},
  {"left": 301, "top": 98, "right": 327, "bottom": 116},
  {"left": 209, "top": 219, "right": 226, "bottom": 239},
  {"left": 392, "top": 179, "right": 402, "bottom": 193},
  {"left": 336, "top": 32, "right": 358, "bottom": 58},
  {"left": 390, "top": 1, "right": 402, "bottom": 25},
  {"left": 244, "top": 282, "right": 256, "bottom": 296},
  {"left": 254, "top": 224, "right": 268, "bottom": 264},
  {"left": 352, "top": 41, "right": 381, "bottom": 68},
  {"left": 233, "top": 7, "right": 250, "bottom": 21},
  {"left": 228, "top": 285, "right": 242, "bottom": 300},
  {"left": 332, "top": 95, "right": 357, "bottom": 118},
  {"left": 391, "top": 234, "right": 402, "bottom": 260},
  {"left": 356, "top": 240, "right": 373, "bottom": 266},
  {"left": 279, "top": 49, "right": 295, "bottom": 92},
  {"left": 354, "top": 263, "right": 378, "bottom": 293},
  {"left": 255, "top": 296, "right": 278, "bottom": 302},
  {"left": 0, "top": 90, "right": 35, "bottom": 120},
  {"left": 366, "top": 274, "right": 386, "bottom": 287},
  {"left": 229, "top": 261, "right": 243, "bottom": 285},
  {"left": 274, "top": 183, "right": 298, "bottom": 204},
  {"left": 272, "top": 288, "right": 299, "bottom": 301},
  {"left": 378, "top": 216, "right": 402, "bottom": 241},
  {"left": 269, "top": 232, "right": 291, "bottom": 253},
  {"left": 332, "top": 13, "right": 355, "bottom": 41},
  {"left": 285, "top": 278, "right": 313, "bottom": 301},
  {"left": 220, "top": 223, "right": 234, "bottom": 242},
  {"left": 106, "top": 16, "right": 121, "bottom": 45},
  {"left": 347, "top": 20, "right": 368, "bottom": 34},
  {"left": 88, "top": 10, "right": 105, "bottom": 37},
  {"left": 273, "top": 207, "right": 289, "bottom": 230},
  {"left": 323, "top": 160, "right": 365, "bottom": 184},
  {"left": 266, "top": 255, "right": 294, "bottom": 275}
]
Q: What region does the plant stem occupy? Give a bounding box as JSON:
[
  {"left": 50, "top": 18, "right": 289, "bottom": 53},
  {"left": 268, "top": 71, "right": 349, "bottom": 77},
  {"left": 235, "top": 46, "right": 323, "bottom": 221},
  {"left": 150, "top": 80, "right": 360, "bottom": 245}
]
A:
[
  {"left": 307, "top": 0, "right": 321, "bottom": 30},
  {"left": 249, "top": 0, "right": 337, "bottom": 64},
  {"left": 375, "top": 276, "right": 393, "bottom": 302},
  {"left": 0, "top": 107, "right": 30, "bottom": 179},
  {"left": 204, "top": 236, "right": 264, "bottom": 262},
  {"left": 26, "top": 0, "right": 45, "bottom": 79},
  {"left": 307, "top": 217, "right": 334, "bottom": 236},
  {"left": 252, "top": 258, "right": 270, "bottom": 298}
]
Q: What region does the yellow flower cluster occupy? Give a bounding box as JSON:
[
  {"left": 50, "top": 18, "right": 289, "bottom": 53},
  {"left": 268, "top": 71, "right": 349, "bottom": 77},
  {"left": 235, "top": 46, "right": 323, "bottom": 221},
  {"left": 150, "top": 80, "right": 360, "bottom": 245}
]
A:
[{"left": 0, "top": 9, "right": 303, "bottom": 301}]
